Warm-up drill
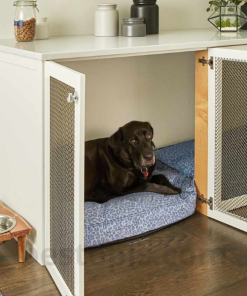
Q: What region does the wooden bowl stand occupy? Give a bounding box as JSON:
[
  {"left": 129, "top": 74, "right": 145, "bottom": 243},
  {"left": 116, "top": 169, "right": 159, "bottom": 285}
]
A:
[{"left": 0, "top": 202, "right": 32, "bottom": 262}]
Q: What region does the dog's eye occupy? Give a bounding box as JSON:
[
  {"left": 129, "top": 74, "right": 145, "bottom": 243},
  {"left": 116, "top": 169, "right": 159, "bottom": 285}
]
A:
[
  {"left": 146, "top": 134, "right": 152, "bottom": 140},
  {"left": 130, "top": 139, "right": 137, "bottom": 143}
]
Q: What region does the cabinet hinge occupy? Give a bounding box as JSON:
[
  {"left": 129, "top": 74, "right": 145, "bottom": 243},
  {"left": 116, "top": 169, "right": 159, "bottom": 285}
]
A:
[
  {"left": 197, "top": 195, "right": 213, "bottom": 210},
  {"left": 198, "top": 56, "right": 214, "bottom": 70}
]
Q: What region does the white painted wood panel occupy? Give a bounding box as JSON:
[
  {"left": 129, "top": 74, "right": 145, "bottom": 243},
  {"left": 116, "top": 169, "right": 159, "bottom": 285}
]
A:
[{"left": 0, "top": 52, "right": 45, "bottom": 264}]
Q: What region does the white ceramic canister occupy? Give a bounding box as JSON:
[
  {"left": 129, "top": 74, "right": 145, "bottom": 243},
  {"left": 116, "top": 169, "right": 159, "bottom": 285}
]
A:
[
  {"left": 95, "top": 4, "right": 119, "bottom": 37},
  {"left": 35, "top": 17, "right": 49, "bottom": 40}
]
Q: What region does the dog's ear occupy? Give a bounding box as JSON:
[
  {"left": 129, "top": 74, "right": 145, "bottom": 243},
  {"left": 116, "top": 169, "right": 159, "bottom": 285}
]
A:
[
  {"left": 148, "top": 122, "right": 154, "bottom": 136},
  {"left": 148, "top": 123, "right": 155, "bottom": 149},
  {"left": 108, "top": 127, "right": 124, "bottom": 156}
]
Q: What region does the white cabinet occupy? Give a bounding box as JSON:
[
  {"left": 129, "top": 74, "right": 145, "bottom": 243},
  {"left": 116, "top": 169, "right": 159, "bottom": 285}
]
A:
[
  {"left": 0, "top": 52, "right": 44, "bottom": 264},
  {"left": 0, "top": 31, "right": 247, "bottom": 296}
]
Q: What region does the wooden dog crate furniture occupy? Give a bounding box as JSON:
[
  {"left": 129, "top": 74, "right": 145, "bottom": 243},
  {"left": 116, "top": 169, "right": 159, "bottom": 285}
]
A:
[
  {"left": 0, "top": 29, "right": 247, "bottom": 295},
  {"left": 0, "top": 203, "right": 32, "bottom": 263}
]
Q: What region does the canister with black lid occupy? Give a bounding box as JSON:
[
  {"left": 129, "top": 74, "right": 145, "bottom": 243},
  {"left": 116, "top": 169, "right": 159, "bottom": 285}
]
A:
[{"left": 131, "top": 0, "right": 159, "bottom": 35}]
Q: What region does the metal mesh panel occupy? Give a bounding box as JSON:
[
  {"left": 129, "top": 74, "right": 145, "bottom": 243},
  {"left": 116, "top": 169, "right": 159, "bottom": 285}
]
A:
[
  {"left": 50, "top": 77, "right": 75, "bottom": 295},
  {"left": 215, "top": 58, "right": 247, "bottom": 221}
]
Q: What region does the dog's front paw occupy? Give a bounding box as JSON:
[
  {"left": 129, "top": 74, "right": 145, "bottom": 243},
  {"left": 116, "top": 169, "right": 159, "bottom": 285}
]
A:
[
  {"left": 170, "top": 185, "right": 181, "bottom": 194},
  {"left": 165, "top": 187, "right": 181, "bottom": 195}
]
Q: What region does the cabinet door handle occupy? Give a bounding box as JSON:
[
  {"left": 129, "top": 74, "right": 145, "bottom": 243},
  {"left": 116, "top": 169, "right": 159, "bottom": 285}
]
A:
[{"left": 67, "top": 91, "right": 79, "bottom": 103}]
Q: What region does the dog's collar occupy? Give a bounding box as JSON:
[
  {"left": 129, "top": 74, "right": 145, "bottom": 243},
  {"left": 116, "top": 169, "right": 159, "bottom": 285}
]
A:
[{"left": 141, "top": 167, "right": 149, "bottom": 178}]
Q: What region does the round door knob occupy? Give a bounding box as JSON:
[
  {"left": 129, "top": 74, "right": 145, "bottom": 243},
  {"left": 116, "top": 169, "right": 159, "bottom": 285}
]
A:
[{"left": 67, "top": 92, "right": 79, "bottom": 103}]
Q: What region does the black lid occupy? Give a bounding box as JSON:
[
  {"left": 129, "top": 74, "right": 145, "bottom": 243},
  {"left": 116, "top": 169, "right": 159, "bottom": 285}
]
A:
[{"left": 133, "top": 0, "right": 157, "bottom": 4}]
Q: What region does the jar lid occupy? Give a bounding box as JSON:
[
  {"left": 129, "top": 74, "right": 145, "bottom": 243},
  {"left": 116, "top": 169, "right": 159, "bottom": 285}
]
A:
[
  {"left": 123, "top": 18, "right": 145, "bottom": 23},
  {"left": 97, "top": 3, "right": 117, "bottom": 7},
  {"left": 14, "top": 0, "right": 38, "bottom": 7},
  {"left": 133, "top": 0, "right": 157, "bottom": 4}
]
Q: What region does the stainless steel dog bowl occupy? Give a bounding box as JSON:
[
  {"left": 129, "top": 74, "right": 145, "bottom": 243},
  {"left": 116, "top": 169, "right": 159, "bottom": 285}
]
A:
[{"left": 0, "top": 215, "right": 17, "bottom": 234}]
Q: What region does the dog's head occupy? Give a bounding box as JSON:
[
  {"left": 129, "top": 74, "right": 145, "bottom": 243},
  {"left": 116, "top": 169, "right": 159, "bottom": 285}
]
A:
[{"left": 108, "top": 121, "right": 155, "bottom": 170}]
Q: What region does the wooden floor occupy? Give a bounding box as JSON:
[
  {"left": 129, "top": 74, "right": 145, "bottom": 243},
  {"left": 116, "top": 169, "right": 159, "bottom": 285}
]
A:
[
  {"left": 0, "top": 213, "right": 247, "bottom": 296},
  {"left": 0, "top": 240, "right": 60, "bottom": 296},
  {"left": 85, "top": 212, "right": 247, "bottom": 296}
]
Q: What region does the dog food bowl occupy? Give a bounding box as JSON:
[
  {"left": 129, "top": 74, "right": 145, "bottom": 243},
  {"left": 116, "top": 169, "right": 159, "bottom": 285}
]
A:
[{"left": 0, "top": 215, "right": 16, "bottom": 234}]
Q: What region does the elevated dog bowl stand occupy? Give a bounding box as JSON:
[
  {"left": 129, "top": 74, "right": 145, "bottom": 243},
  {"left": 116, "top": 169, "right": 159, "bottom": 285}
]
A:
[{"left": 0, "top": 202, "right": 32, "bottom": 263}]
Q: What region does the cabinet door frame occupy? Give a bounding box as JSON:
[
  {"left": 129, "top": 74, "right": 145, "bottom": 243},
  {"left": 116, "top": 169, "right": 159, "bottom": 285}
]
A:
[
  {"left": 207, "top": 48, "right": 247, "bottom": 233},
  {"left": 44, "top": 61, "right": 85, "bottom": 296}
]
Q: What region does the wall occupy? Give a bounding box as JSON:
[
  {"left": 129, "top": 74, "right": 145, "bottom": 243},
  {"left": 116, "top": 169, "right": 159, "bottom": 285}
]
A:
[
  {"left": 60, "top": 52, "right": 195, "bottom": 148},
  {"left": 0, "top": 0, "right": 211, "bottom": 39}
]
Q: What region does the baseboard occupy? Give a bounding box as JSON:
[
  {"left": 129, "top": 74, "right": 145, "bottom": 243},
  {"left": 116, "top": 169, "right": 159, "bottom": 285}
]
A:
[
  {"left": 26, "top": 237, "right": 45, "bottom": 266},
  {"left": 14, "top": 237, "right": 45, "bottom": 266}
]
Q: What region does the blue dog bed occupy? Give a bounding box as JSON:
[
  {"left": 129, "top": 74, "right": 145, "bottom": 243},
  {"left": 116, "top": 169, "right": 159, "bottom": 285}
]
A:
[
  {"left": 156, "top": 140, "right": 194, "bottom": 178},
  {"left": 85, "top": 141, "right": 196, "bottom": 248}
]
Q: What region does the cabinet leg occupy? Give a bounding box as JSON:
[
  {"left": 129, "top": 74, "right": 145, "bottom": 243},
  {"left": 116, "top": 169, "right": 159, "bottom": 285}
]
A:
[{"left": 18, "top": 235, "right": 27, "bottom": 263}]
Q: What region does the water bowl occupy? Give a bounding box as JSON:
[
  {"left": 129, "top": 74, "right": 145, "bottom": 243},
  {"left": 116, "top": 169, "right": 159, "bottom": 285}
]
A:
[{"left": 0, "top": 215, "right": 17, "bottom": 234}]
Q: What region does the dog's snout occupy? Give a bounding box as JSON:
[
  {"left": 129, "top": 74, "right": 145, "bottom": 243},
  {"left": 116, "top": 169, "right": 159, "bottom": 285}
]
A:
[{"left": 143, "top": 153, "right": 153, "bottom": 161}]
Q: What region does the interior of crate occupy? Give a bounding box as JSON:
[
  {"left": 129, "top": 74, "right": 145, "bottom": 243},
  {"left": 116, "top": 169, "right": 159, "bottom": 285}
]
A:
[
  {"left": 55, "top": 52, "right": 247, "bottom": 244},
  {"left": 58, "top": 52, "right": 195, "bottom": 148},
  {"left": 57, "top": 53, "right": 198, "bottom": 247}
]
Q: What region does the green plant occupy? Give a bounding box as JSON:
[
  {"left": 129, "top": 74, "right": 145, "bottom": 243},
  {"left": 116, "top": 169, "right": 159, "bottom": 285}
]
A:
[
  {"left": 215, "top": 17, "right": 239, "bottom": 27},
  {"left": 207, "top": 0, "right": 243, "bottom": 12}
]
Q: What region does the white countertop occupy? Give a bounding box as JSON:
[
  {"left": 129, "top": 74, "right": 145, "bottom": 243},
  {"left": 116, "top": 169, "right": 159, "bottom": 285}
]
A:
[{"left": 1, "top": 28, "right": 247, "bottom": 61}]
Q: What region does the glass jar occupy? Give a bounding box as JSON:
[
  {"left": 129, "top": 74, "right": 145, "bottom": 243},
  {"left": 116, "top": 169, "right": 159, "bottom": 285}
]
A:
[
  {"left": 208, "top": 5, "right": 247, "bottom": 32},
  {"left": 14, "top": 1, "right": 39, "bottom": 42},
  {"left": 131, "top": 0, "right": 159, "bottom": 35}
]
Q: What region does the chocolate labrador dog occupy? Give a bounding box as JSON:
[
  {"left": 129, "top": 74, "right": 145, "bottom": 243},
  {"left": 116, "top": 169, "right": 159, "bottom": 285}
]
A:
[{"left": 85, "top": 121, "right": 181, "bottom": 203}]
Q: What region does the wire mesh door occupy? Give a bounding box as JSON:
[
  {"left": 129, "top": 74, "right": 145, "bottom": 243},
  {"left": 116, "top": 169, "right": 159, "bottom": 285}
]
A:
[
  {"left": 50, "top": 77, "right": 76, "bottom": 295},
  {"left": 208, "top": 48, "right": 247, "bottom": 232},
  {"left": 45, "top": 62, "right": 85, "bottom": 296}
]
